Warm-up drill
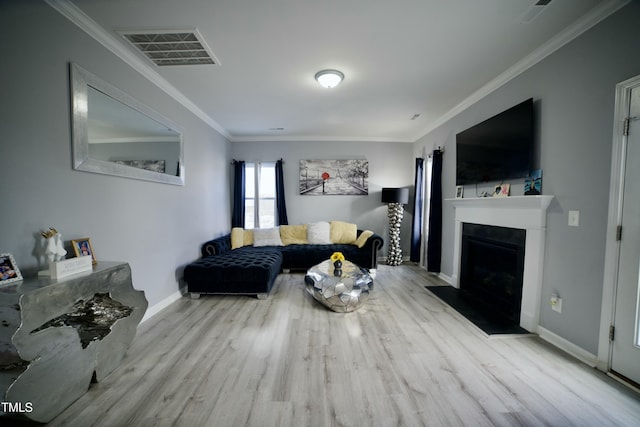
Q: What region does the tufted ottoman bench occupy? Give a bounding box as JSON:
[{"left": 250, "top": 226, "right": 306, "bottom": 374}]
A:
[{"left": 184, "top": 247, "right": 283, "bottom": 299}]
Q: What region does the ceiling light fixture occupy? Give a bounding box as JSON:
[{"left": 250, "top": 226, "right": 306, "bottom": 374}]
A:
[{"left": 315, "top": 70, "right": 344, "bottom": 88}]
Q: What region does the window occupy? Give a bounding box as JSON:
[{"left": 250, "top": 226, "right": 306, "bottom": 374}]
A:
[{"left": 244, "top": 162, "right": 276, "bottom": 229}]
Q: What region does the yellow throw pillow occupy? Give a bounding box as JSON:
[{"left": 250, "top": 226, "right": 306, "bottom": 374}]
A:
[
  {"left": 231, "top": 227, "right": 244, "bottom": 249},
  {"left": 231, "top": 228, "right": 254, "bottom": 249},
  {"left": 280, "top": 224, "right": 308, "bottom": 245},
  {"left": 330, "top": 221, "right": 357, "bottom": 244},
  {"left": 243, "top": 229, "right": 254, "bottom": 246},
  {"left": 354, "top": 230, "right": 374, "bottom": 248},
  {"left": 231, "top": 227, "right": 245, "bottom": 249}
]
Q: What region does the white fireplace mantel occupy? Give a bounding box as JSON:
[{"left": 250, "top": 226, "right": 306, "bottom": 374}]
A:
[{"left": 447, "top": 195, "right": 554, "bottom": 332}]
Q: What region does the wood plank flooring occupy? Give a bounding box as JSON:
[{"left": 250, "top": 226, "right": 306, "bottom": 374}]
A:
[{"left": 47, "top": 264, "right": 640, "bottom": 426}]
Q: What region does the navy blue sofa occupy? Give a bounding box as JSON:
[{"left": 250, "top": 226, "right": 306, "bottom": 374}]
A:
[{"left": 184, "top": 230, "right": 383, "bottom": 299}]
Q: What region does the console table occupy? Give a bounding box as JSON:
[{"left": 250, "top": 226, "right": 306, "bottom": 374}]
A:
[{"left": 0, "top": 262, "right": 147, "bottom": 423}]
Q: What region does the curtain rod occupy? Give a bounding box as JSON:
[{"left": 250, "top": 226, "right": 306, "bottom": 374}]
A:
[
  {"left": 231, "top": 158, "right": 285, "bottom": 165},
  {"left": 428, "top": 146, "right": 444, "bottom": 158}
]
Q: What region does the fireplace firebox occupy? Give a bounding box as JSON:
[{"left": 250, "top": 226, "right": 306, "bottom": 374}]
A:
[{"left": 460, "top": 223, "right": 526, "bottom": 324}]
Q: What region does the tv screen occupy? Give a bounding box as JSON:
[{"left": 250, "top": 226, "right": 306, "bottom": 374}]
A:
[{"left": 456, "top": 98, "right": 533, "bottom": 185}]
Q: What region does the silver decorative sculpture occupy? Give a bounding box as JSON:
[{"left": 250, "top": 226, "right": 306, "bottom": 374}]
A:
[
  {"left": 305, "top": 260, "right": 373, "bottom": 312},
  {"left": 381, "top": 187, "right": 409, "bottom": 266}
]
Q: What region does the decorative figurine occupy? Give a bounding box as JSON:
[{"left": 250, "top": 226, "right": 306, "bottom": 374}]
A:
[{"left": 41, "top": 227, "right": 67, "bottom": 263}]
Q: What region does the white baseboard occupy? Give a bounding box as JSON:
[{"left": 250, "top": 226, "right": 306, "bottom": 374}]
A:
[
  {"left": 141, "top": 290, "right": 184, "bottom": 323},
  {"left": 537, "top": 326, "right": 598, "bottom": 368},
  {"left": 436, "top": 271, "right": 453, "bottom": 284},
  {"left": 412, "top": 264, "right": 600, "bottom": 369},
  {"left": 414, "top": 268, "right": 600, "bottom": 369},
  {"left": 416, "top": 263, "right": 453, "bottom": 285}
]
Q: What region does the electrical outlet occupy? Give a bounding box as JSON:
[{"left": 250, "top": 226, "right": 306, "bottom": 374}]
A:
[
  {"left": 568, "top": 210, "right": 580, "bottom": 227},
  {"left": 550, "top": 294, "right": 563, "bottom": 313}
]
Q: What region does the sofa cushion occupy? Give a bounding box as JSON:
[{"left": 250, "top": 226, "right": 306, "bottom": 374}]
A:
[
  {"left": 307, "top": 221, "right": 331, "bottom": 244},
  {"left": 231, "top": 227, "right": 254, "bottom": 249},
  {"left": 185, "top": 247, "right": 282, "bottom": 295},
  {"left": 279, "top": 243, "right": 373, "bottom": 271},
  {"left": 330, "top": 221, "right": 357, "bottom": 244},
  {"left": 280, "top": 224, "right": 308, "bottom": 245},
  {"left": 253, "top": 227, "right": 284, "bottom": 247},
  {"left": 354, "top": 230, "right": 374, "bottom": 248}
]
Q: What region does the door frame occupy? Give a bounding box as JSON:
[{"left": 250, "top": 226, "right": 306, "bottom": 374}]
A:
[{"left": 598, "top": 74, "right": 640, "bottom": 372}]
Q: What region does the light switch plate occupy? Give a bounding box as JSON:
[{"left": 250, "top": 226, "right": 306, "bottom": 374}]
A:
[{"left": 568, "top": 210, "right": 580, "bottom": 227}]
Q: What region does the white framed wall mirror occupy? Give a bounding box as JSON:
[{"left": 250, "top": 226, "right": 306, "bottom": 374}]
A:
[{"left": 70, "top": 63, "right": 184, "bottom": 186}]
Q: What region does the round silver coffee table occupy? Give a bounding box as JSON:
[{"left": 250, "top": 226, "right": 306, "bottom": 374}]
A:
[{"left": 304, "top": 260, "right": 373, "bottom": 312}]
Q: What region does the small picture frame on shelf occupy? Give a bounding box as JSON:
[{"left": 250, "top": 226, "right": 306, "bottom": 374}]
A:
[
  {"left": 525, "top": 169, "right": 542, "bottom": 195},
  {"left": 492, "top": 183, "right": 510, "bottom": 197},
  {"left": 72, "top": 238, "right": 96, "bottom": 265},
  {"left": 455, "top": 185, "right": 464, "bottom": 198},
  {"left": 0, "top": 253, "right": 23, "bottom": 285}
]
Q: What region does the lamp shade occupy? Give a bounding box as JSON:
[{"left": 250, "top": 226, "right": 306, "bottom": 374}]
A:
[{"left": 381, "top": 187, "right": 409, "bottom": 204}]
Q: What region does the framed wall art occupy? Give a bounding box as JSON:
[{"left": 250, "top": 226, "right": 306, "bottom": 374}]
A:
[
  {"left": 299, "top": 159, "right": 368, "bottom": 195},
  {"left": 0, "top": 253, "right": 23, "bottom": 285}
]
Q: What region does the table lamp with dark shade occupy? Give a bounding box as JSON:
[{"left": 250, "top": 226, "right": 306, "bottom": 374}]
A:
[{"left": 381, "top": 187, "right": 409, "bottom": 266}]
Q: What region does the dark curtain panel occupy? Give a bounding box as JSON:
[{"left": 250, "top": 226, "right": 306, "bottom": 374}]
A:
[
  {"left": 427, "top": 150, "right": 443, "bottom": 272},
  {"left": 275, "top": 159, "right": 289, "bottom": 225},
  {"left": 410, "top": 158, "right": 425, "bottom": 262},
  {"left": 231, "top": 160, "right": 245, "bottom": 228}
]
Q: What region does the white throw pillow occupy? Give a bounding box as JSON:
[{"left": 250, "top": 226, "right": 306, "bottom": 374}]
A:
[
  {"left": 252, "top": 227, "right": 284, "bottom": 247},
  {"left": 307, "top": 221, "right": 332, "bottom": 244}
]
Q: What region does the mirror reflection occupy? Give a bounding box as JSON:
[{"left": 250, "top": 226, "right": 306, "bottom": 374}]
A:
[
  {"left": 71, "top": 63, "right": 185, "bottom": 185},
  {"left": 88, "top": 87, "right": 181, "bottom": 175}
]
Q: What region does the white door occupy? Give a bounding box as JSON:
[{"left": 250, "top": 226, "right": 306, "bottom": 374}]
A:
[{"left": 611, "top": 84, "right": 640, "bottom": 385}]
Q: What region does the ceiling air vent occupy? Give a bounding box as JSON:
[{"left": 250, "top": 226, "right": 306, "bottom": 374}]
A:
[
  {"left": 521, "top": 0, "right": 553, "bottom": 23},
  {"left": 120, "top": 30, "right": 219, "bottom": 66}
]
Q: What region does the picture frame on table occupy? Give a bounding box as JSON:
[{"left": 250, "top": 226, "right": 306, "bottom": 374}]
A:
[
  {"left": 0, "top": 253, "right": 23, "bottom": 285},
  {"left": 455, "top": 185, "right": 464, "bottom": 198},
  {"left": 72, "top": 238, "right": 97, "bottom": 264}
]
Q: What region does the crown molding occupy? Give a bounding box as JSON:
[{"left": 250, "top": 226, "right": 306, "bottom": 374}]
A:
[
  {"left": 45, "top": 0, "right": 231, "bottom": 140},
  {"left": 46, "top": 0, "right": 629, "bottom": 144},
  {"left": 230, "top": 135, "right": 414, "bottom": 143},
  {"left": 413, "top": 0, "right": 631, "bottom": 142}
]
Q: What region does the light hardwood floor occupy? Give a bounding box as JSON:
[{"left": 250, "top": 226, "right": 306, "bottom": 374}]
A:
[{"left": 48, "top": 264, "right": 640, "bottom": 426}]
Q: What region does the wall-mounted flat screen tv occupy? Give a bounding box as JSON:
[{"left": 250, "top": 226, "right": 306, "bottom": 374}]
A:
[{"left": 456, "top": 98, "right": 533, "bottom": 185}]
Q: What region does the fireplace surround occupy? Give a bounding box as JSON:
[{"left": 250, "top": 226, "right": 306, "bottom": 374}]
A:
[{"left": 449, "top": 195, "right": 553, "bottom": 332}]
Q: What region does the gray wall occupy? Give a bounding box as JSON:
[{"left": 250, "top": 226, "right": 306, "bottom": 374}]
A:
[
  {"left": 0, "top": 2, "right": 231, "bottom": 309},
  {"left": 231, "top": 141, "right": 414, "bottom": 257},
  {"left": 414, "top": 1, "right": 640, "bottom": 354}
]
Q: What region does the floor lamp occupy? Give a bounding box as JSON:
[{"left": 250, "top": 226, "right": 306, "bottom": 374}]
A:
[{"left": 381, "top": 187, "right": 409, "bottom": 266}]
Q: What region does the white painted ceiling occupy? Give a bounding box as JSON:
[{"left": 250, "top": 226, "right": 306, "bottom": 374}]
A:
[{"left": 62, "top": 0, "right": 625, "bottom": 142}]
